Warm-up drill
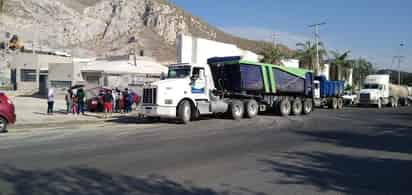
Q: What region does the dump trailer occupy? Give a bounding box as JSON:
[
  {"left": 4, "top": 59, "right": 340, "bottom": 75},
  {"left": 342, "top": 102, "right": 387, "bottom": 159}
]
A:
[
  {"left": 138, "top": 56, "right": 315, "bottom": 123},
  {"left": 208, "top": 56, "right": 315, "bottom": 116},
  {"left": 313, "top": 76, "right": 345, "bottom": 109}
]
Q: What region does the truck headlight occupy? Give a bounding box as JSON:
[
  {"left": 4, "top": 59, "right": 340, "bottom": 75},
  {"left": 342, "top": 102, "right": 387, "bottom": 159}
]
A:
[{"left": 165, "top": 99, "right": 173, "bottom": 105}]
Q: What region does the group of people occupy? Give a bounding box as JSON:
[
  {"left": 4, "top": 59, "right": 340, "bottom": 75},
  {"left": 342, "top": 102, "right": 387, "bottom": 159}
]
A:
[
  {"left": 101, "top": 88, "right": 135, "bottom": 118},
  {"left": 65, "top": 88, "right": 86, "bottom": 115},
  {"left": 46, "top": 87, "right": 137, "bottom": 117}
]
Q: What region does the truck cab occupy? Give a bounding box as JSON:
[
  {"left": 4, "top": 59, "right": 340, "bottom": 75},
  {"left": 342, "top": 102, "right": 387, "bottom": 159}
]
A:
[
  {"left": 359, "top": 75, "right": 390, "bottom": 108},
  {"left": 138, "top": 63, "right": 216, "bottom": 122}
]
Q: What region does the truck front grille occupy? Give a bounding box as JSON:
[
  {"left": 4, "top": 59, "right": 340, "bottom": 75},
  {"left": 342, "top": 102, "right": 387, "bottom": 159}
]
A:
[
  {"left": 143, "top": 88, "right": 157, "bottom": 104},
  {"left": 359, "top": 94, "right": 370, "bottom": 103}
]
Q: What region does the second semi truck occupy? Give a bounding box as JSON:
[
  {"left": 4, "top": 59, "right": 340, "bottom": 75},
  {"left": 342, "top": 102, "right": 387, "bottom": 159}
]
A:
[{"left": 359, "top": 74, "right": 410, "bottom": 108}]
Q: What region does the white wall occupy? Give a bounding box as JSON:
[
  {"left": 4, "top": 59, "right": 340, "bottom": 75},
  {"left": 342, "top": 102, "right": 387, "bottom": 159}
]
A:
[
  {"left": 281, "top": 59, "right": 299, "bottom": 68},
  {"left": 320, "top": 64, "right": 330, "bottom": 80},
  {"left": 177, "top": 34, "right": 260, "bottom": 65}
]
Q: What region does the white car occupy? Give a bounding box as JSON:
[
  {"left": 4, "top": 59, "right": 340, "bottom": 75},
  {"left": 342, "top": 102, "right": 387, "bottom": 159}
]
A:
[{"left": 342, "top": 92, "right": 357, "bottom": 105}]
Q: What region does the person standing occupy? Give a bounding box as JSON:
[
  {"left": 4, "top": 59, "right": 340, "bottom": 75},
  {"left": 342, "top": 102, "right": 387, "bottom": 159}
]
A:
[
  {"left": 65, "top": 89, "right": 73, "bottom": 114},
  {"left": 103, "top": 90, "right": 113, "bottom": 118},
  {"left": 124, "top": 88, "right": 131, "bottom": 113},
  {"left": 47, "top": 88, "right": 55, "bottom": 115},
  {"left": 71, "top": 95, "right": 78, "bottom": 115},
  {"left": 77, "top": 88, "right": 86, "bottom": 115},
  {"left": 112, "top": 88, "right": 117, "bottom": 113}
]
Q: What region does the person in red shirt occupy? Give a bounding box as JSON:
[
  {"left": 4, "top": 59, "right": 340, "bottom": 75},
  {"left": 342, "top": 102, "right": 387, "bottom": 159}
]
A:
[{"left": 103, "top": 90, "right": 113, "bottom": 118}]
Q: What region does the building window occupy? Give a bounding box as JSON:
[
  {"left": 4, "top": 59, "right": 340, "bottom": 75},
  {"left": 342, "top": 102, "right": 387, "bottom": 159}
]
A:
[
  {"left": 20, "top": 69, "right": 36, "bottom": 82},
  {"left": 50, "top": 81, "right": 72, "bottom": 89}
]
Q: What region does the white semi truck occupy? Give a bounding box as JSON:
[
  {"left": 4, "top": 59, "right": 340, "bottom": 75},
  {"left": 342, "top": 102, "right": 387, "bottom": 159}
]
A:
[
  {"left": 359, "top": 74, "right": 410, "bottom": 108},
  {"left": 138, "top": 56, "right": 316, "bottom": 123}
]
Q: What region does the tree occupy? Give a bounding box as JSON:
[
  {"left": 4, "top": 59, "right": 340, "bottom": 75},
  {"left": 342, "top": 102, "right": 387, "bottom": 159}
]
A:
[
  {"left": 352, "top": 58, "right": 375, "bottom": 90},
  {"left": 294, "top": 41, "right": 327, "bottom": 73},
  {"left": 329, "top": 50, "right": 352, "bottom": 80},
  {"left": 259, "top": 44, "right": 287, "bottom": 65}
]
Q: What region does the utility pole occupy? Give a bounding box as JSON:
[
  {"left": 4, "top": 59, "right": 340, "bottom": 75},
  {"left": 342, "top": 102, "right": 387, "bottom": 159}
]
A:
[
  {"left": 309, "top": 22, "right": 326, "bottom": 75},
  {"left": 272, "top": 32, "right": 279, "bottom": 48},
  {"left": 394, "top": 43, "right": 405, "bottom": 85},
  {"left": 393, "top": 55, "right": 404, "bottom": 85}
]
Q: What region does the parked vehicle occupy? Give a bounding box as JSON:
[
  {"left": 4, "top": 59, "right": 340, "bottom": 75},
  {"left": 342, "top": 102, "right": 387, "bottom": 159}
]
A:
[
  {"left": 342, "top": 92, "right": 357, "bottom": 105},
  {"left": 139, "top": 56, "right": 315, "bottom": 123},
  {"left": 313, "top": 76, "right": 345, "bottom": 109},
  {"left": 0, "top": 93, "right": 16, "bottom": 132},
  {"left": 359, "top": 74, "right": 410, "bottom": 108}
]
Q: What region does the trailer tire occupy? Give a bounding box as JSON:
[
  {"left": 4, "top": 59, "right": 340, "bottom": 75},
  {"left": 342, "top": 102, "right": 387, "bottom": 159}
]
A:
[
  {"left": 245, "top": 99, "right": 258, "bottom": 118},
  {"left": 230, "top": 100, "right": 244, "bottom": 120},
  {"left": 291, "top": 98, "right": 303, "bottom": 116},
  {"left": 0, "top": 117, "right": 8, "bottom": 133},
  {"left": 377, "top": 98, "right": 382, "bottom": 109},
  {"left": 389, "top": 97, "right": 396, "bottom": 107},
  {"left": 303, "top": 99, "right": 313, "bottom": 115},
  {"left": 337, "top": 98, "right": 344, "bottom": 109},
  {"left": 177, "top": 100, "right": 191, "bottom": 124},
  {"left": 279, "top": 98, "right": 291, "bottom": 116},
  {"left": 331, "top": 98, "right": 338, "bottom": 110}
]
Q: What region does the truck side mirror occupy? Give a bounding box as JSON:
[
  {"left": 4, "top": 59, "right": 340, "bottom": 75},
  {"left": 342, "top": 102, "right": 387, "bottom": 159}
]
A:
[{"left": 160, "top": 72, "right": 166, "bottom": 80}]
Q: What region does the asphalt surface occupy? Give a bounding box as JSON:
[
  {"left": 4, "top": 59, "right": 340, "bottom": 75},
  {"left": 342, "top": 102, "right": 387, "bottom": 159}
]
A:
[{"left": 0, "top": 106, "right": 411, "bottom": 195}]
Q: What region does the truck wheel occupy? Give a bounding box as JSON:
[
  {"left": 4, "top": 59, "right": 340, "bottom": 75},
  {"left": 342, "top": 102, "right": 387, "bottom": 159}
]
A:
[
  {"left": 331, "top": 98, "right": 338, "bottom": 110},
  {"left": 337, "top": 98, "right": 344, "bottom": 109},
  {"left": 0, "top": 117, "right": 8, "bottom": 133},
  {"left": 245, "top": 99, "right": 258, "bottom": 118},
  {"left": 291, "top": 98, "right": 303, "bottom": 116},
  {"left": 377, "top": 99, "right": 382, "bottom": 109},
  {"left": 191, "top": 109, "right": 200, "bottom": 121},
  {"left": 279, "top": 99, "right": 291, "bottom": 116},
  {"left": 178, "top": 100, "right": 192, "bottom": 124},
  {"left": 230, "top": 100, "right": 244, "bottom": 120},
  {"left": 389, "top": 97, "right": 396, "bottom": 107},
  {"left": 303, "top": 99, "right": 313, "bottom": 115}
]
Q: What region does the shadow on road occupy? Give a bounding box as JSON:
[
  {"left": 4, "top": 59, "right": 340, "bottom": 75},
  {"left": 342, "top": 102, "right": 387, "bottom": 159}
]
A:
[
  {"left": 0, "top": 166, "right": 266, "bottom": 195},
  {"left": 295, "top": 122, "right": 412, "bottom": 155},
  {"left": 260, "top": 152, "right": 412, "bottom": 195}
]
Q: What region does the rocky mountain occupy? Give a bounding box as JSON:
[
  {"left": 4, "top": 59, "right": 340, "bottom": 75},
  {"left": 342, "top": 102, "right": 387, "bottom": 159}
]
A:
[{"left": 0, "top": 0, "right": 291, "bottom": 63}]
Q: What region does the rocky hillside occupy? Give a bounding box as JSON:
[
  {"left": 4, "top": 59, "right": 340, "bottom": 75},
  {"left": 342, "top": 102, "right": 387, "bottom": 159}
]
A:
[{"left": 0, "top": 0, "right": 290, "bottom": 63}]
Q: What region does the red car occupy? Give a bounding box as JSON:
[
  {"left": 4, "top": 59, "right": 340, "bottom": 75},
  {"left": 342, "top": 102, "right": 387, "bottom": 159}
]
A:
[{"left": 0, "top": 93, "right": 16, "bottom": 132}]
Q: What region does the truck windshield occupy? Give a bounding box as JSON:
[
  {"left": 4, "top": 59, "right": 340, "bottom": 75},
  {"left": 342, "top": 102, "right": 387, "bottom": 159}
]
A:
[
  {"left": 363, "top": 84, "right": 380, "bottom": 89},
  {"left": 167, "top": 67, "right": 191, "bottom": 79}
]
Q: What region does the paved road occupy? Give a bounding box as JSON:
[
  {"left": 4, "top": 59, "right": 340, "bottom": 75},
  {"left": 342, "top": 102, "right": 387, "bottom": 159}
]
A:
[{"left": 0, "top": 107, "right": 411, "bottom": 195}]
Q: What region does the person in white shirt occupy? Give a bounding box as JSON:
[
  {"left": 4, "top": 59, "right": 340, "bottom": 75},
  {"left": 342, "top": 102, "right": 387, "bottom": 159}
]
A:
[
  {"left": 112, "top": 88, "right": 117, "bottom": 113},
  {"left": 47, "top": 88, "right": 55, "bottom": 115}
]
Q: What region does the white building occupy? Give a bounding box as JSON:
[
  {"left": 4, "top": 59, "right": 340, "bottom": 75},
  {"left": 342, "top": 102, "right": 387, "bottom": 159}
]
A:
[{"left": 177, "top": 34, "right": 260, "bottom": 65}]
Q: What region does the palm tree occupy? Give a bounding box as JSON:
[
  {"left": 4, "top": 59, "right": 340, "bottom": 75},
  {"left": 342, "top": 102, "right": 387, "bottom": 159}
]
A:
[
  {"left": 259, "top": 44, "right": 286, "bottom": 65},
  {"left": 352, "top": 58, "right": 375, "bottom": 89},
  {"left": 294, "top": 41, "right": 327, "bottom": 73},
  {"left": 329, "top": 50, "right": 352, "bottom": 80}
]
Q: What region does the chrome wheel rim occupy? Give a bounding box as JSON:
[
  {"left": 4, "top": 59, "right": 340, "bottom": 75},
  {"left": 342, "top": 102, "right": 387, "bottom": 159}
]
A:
[
  {"left": 184, "top": 105, "right": 191, "bottom": 121},
  {"left": 234, "top": 104, "right": 241, "bottom": 116}
]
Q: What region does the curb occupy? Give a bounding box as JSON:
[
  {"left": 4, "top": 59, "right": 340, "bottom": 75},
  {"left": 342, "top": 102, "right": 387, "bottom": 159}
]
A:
[{"left": 9, "top": 118, "right": 106, "bottom": 131}]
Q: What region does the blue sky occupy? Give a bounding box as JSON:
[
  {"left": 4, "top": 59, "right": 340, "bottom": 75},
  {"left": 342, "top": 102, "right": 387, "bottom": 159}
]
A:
[{"left": 170, "top": 0, "right": 411, "bottom": 71}]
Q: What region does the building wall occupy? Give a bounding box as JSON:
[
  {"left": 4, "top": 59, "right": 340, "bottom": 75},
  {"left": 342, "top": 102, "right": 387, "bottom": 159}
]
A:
[
  {"left": 10, "top": 52, "right": 72, "bottom": 93},
  {"left": 177, "top": 34, "right": 260, "bottom": 65}
]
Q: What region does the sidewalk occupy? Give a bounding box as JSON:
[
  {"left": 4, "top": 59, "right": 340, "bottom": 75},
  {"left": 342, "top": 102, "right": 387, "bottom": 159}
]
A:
[{"left": 9, "top": 96, "right": 139, "bottom": 129}]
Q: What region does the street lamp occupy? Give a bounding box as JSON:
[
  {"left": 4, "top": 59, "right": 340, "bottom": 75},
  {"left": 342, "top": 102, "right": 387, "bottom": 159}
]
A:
[{"left": 309, "top": 22, "right": 326, "bottom": 75}]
